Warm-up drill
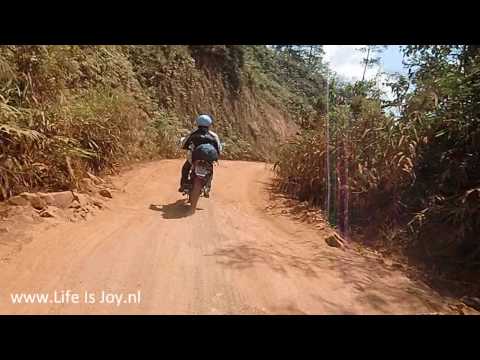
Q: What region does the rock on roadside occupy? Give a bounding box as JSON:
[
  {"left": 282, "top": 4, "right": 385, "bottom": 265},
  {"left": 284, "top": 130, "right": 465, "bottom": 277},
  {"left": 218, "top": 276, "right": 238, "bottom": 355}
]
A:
[
  {"left": 98, "top": 189, "right": 113, "bottom": 198},
  {"left": 39, "top": 191, "right": 74, "bottom": 209},
  {"left": 8, "top": 193, "right": 45, "bottom": 210},
  {"left": 20, "top": 193, "right": 47, "bottom": 210},
  {"left": 7, "top": 195, "right": 30, "bottom": 207},
  {"left": 39, "top": 206, "right": 63, "bottom": 218},
  {"left": 325, "top": 234, "right": 345, "bottom": 248}
]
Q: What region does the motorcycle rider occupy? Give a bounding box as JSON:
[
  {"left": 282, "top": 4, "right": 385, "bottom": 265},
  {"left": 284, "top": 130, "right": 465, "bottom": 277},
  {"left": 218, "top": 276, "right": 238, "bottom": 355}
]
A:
[{"left": 179, "top": 114, "right": 222, "bottom": 197}]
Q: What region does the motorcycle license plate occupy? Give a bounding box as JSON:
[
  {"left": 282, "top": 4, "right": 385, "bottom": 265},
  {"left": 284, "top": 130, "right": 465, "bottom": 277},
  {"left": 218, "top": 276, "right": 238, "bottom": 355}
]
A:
[{"left": 195, "top": 164, "right": 209, "bottom": 177}]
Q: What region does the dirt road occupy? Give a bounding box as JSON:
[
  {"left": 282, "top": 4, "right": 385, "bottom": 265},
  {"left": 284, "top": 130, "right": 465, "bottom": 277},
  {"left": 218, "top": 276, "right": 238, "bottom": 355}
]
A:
[{"left": 0, "top": 160, "right": 460, "bottom": 314}]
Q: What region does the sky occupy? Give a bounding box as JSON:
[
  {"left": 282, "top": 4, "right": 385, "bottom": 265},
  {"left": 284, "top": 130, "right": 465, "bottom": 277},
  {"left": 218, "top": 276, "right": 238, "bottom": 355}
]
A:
[
  {"left": 323, "top": 45, "right": 406, "bottom": 82},
  {"left": 323, "top": 45, "right": 407, "bottom": 101}
]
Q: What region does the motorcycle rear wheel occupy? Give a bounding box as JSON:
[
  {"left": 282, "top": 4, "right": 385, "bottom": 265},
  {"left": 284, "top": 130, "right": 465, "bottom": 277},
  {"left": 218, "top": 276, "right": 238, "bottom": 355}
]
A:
[{"left": 189, "top": 177, "right": 203, "bottom": 213}]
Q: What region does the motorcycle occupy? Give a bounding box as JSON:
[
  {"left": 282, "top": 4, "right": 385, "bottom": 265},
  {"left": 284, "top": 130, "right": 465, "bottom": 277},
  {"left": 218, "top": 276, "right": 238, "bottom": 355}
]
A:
[
  {"left": 179, "top": 136, "right": 224, "bottom": 213},
  {"left": 182, "top": 159, "right": 214, "bottom": 213}
]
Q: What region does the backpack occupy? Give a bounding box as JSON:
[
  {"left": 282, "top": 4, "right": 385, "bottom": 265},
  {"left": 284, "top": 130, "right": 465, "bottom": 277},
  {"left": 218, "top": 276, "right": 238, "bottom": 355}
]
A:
[{"left": 192, "top": 143, "right": 219, "bottom": 162}]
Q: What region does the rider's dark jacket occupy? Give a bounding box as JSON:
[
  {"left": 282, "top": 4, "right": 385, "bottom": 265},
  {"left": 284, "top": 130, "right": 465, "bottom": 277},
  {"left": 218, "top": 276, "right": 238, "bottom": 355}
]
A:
[{"left": 181, "top": 126, "right": 222, "bottom": 155}]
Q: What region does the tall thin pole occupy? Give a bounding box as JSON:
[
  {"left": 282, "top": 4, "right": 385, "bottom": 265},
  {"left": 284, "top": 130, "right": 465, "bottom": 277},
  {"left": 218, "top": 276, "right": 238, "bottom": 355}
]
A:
[
  {"left": 325, "top": 76, "right": 331, "bottom": 221},
  {"left": 343, "top": 109, "right": 350, "bottom": 241}
]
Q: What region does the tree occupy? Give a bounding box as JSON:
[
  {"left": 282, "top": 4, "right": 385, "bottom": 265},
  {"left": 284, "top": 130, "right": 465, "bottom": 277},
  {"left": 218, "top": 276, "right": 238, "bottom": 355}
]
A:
[
  {"left": 271, "top": 45, "right": 325, "bottom": 73},
  {"left": 305, "top": 45, "right": 325, "bottom": 72},
  {"left": 358, "top": 45, "right": 388, "bottom": 81}
]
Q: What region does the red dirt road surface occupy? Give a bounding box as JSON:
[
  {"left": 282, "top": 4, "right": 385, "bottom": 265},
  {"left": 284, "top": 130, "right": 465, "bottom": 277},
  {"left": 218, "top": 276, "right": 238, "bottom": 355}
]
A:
[{"left": 0, "top": 160, "right": 462, "bottom": 314}]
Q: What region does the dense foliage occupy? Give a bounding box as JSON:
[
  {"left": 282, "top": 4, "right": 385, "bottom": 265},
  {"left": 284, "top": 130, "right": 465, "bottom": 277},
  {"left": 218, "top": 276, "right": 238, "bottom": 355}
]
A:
[
  {"left": 274, "top": 45, "right": 480, "bottom": 268},
  {"left": 0, "top": 45, "right": 325, "bottom": 200}
]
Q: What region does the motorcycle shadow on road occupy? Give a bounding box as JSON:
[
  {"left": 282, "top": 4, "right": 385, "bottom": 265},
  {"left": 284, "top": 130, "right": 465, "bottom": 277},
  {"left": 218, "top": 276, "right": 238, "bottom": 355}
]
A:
[{"left": 149, "top": 200, "right": 203, "bottom": 219}]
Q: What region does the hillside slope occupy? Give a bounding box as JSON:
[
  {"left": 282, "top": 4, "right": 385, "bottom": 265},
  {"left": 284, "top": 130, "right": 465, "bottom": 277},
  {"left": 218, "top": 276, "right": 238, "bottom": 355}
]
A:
[{"left": 0, "top": 45, "right": 325, "bottom": 200}]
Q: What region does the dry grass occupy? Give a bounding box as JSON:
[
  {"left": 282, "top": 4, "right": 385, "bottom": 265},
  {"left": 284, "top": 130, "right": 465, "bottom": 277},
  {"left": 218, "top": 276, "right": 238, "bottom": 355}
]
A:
[{"left": 0, "top": 46, "right": 181, "bottom": 200}]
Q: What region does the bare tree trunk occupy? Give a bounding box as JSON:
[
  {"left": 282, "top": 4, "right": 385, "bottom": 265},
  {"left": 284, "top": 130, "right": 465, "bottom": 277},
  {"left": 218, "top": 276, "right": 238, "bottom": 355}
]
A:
[{"left": 362, "top": 47, "right": 371, "bottom": 82}]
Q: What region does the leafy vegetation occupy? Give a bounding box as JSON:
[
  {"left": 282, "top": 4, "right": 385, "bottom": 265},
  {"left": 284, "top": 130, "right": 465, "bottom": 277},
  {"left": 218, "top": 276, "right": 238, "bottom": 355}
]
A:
[
  {"left": 243, "top": 45, "right": 327, "bottom": 128},
  {"left": 1, "top": 45, "right": 325, "bottom": 200},
  {"left": 274, "top": 45, "right": 480, "bottom": 274},
  {"left": 0, "top": 46, "right": 179, "bottom": 199}
]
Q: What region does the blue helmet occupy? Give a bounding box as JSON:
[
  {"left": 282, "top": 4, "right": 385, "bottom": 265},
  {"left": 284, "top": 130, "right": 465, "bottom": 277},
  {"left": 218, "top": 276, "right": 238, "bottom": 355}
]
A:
[{"left": 196, "top": 114, "right": 213, "bottom": 127}]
